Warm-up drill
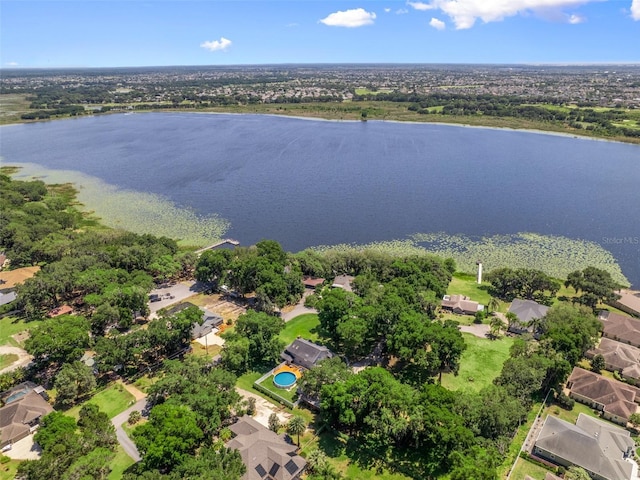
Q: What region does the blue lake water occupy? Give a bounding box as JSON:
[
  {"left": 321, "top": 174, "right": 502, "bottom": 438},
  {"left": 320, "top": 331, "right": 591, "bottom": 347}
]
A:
[{"left": 1, "top": 113, "right": 639, "bottom": 286}]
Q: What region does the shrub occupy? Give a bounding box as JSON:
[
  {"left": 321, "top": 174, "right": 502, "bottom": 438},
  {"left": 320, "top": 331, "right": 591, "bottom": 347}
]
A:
[{"left": 556, "top": 391, "right": 575, "bottom": 410}]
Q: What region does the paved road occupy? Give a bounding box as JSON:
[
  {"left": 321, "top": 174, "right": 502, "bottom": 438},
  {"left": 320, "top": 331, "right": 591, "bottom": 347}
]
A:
[{"left": 111, "top": 398, "right": 147, "bottom": 462}]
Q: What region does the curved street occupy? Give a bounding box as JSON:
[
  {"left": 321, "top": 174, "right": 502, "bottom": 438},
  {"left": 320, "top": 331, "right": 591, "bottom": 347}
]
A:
[{"left": 111, "top": 398, "right": 147, "bottom": 462}]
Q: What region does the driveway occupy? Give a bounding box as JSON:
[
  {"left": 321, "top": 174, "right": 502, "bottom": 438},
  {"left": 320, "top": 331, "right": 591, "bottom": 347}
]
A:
[
  {"left": 148, "top": 280, "right": 206, "bottom": 316},
  {"left": 282, "top": 291, "right": 317, "bottom": 322},
  {"left": 459, "top": 323, "right": 490, "bottom": 338},
  {"left": 3, "top": 434, "right": 42, "bottom": 460},
  {"left": 111, "top": 398, "right": 147, "bottom": 462}
]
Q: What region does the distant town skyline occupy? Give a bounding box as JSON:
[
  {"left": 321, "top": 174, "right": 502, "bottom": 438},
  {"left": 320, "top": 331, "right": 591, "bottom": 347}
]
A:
[{"left": 2, "top": 0, "right": 639, "bottom": 68}]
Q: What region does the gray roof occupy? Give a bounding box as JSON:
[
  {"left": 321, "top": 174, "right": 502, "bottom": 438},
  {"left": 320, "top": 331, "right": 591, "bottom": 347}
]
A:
[
  {"left": 535, "top": 414, "right": 634, "bottom": 480},
  {"left": 281, "top": 338, "right": 333, "bottom": 369},
  {"left": 508, "top": 299, "right": 549, "bottom": 324},
  {"left": 228, "top": 415, "right": 306, "bottom": 480},
  {"left": 331, "top": 275, "right": 354, "bottom": 292},
  {"left": 191, "top": 308, "right": 224, "bottom": 339},
  {"left": 0, "top": 291, "right": 17, "bottom": 306}
]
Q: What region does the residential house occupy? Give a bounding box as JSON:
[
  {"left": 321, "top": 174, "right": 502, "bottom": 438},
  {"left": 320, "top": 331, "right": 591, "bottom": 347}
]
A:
[
  {"left": 302, "top": 277, "right": 324, "bottom": 290},
  {"left": 331, "top": 275, "right": 354, "bottom": 292},
  {"left": 441, "top": 294, "right": 484, "bottom": 316},
  {"left": 610, "top": 290, "right": 640, "bottom": 318},
  {"left": 587, "top": 338, "right": 640, "bottom": 384},
  {"left": 191, "top": 308, "right": 224, "bottom": 340},
  {"left": 600, "top": 311, "right": 640, "bottom": 348},
  {"left": 566, "top": 367, "right": 640, "bottom": 425},
  {"left": 533, "top": 413, "right": 634, "bottom": 480},
  {"left": 0, "top": 385, "right": 53, "bottom": 449},
  {"left": 281, "top": 338, "right": 333, "bottom": 370},
  {"left": 507, "top": 299, "right": 549, "bottom": 335},
  {"left": 227, "top": 415, "right": 306, "bottom": 480}
]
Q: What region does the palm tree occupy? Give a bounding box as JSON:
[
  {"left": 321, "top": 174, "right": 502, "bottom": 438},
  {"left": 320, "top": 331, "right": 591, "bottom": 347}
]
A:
[
  {"left": 287, "top": 415, "right": 306, "bottom": 447},
  {"left": 487, "top": 297, "right": 501, "bottom": 314}
]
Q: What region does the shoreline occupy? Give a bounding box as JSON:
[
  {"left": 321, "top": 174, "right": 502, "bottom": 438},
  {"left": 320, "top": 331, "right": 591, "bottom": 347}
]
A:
[{"left": 3, "top": 109, "right": 639, "bottom": 146}]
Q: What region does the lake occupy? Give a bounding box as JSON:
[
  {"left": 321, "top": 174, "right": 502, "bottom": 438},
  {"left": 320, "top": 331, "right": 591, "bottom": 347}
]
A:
[{"left": 1, "top": 113, "right": 639, "bottom": 286}]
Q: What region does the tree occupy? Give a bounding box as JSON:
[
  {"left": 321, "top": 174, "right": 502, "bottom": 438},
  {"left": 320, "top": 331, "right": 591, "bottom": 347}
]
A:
[
  {"left": 194, "top": 249, "right": 231, "bottom": 284},
  {"left": 629, "top": 413, "right": 640, "bottom": 431},
  {"left": 25, "top": 315, "right": 91, "bottom": 367},
  {"left": 171, "top": 445, "right": 246, "bottom": 480},
  {"left": 226, "top": 310, "right": 285, "bottom": 370},
  {"left": 287, "top": 415, "right": 306, "bottom": 447},
  {"left": 564, "top": 466, "right": 591, "bottom": 480},
  {"left": 53, "top": 361, "right": 97, "bottom": 407},
  {"left": 268, "top": 413, "right": 281, "bottom": 433},
  {"left": 565, "top": 266, "right": 621, "bottom": 310},
  {"left": 486, "top": 267, "right": 559, "bottom": 303},
  {"left": 129, "top": 410, "right": 142, "bottom": 425},
  {"left": 246, "top": 397, "right": 257, "bottom": 416},
  {"left": 487, "top": 297, "right": 501, "bottom": 314},
  {"left": 298, "top": 357, "right": 352, "bottom": 401},
  {"left": 489, "top": 316, "right": 506, "bottom": 339},
  {"left": 591, "top": 353, "right": 605, "bottom": 373},
  {"left": 133, "top": 403, "right": 204, "bottom": 472}
]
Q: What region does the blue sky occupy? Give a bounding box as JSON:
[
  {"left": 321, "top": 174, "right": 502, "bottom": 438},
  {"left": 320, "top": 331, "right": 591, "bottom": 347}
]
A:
[{"left": 1, "top": 0, "right": 639, "bottom": 67}]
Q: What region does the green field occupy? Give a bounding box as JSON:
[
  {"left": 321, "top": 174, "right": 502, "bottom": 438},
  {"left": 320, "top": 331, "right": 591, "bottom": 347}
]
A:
[
  {"left": 107, "top": 446, "right": 135, "bottom": 479},
  {"left": 509, "top": 457, "right": 554, "bottom": 480},
  {"left": 446, "top": 272, "right": 492, "bottom": 305},
  {"left": 0, "top": 354, "right": 18, "bottom": 370},
  {"left": 279, "top": 313, "right": 321, "bottom": 345},
  {"left": 65, "top": 383, "right": 135, "bottom": 419},
  {"left": 441, "top": 333, "right": 514, "bottom": 392},
  {"left": 0, "top": 315, "right": 43, "bottom": 347}
]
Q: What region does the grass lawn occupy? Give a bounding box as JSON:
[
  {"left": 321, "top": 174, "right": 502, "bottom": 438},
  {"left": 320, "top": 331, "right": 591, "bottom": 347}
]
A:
[
  {"left": 441, "top": 333, "right": 514, "bottom": 392},
  {"left": 509, "top": 457, "right": 554, "bottom": 480},
  {"left": 107, "top": 446, "right": 135, "bottom": 479},
  {"left": 190, "top": 341, "right": 222, "bottom": 359},
  {"left": 0, "top": 354, "right": 18, "bottom": 370},
  {"left": 301, "top": 429, "right": 411, "bottom": 480},
  {"left": 447, "top": 273, "right": 492, "bottom": 306},
  {"left": 544, "top": 401, "right": 604, "bottom": 425},
  {"left": 257, "top": 375, "right": 297, "bottom": 402},
  {"left": 65, "top": 383, "right": 135, "bottom": 420},
  {"left": 0, "top": 458, "right": 20, "bottom": 480},
  {"left": 132, "top": 374, "right": 157, "bottom": 393},
  {"left": 0, "top": 315, "right": 43, "bottom": 347},
  {"left": 279, "top": 313, "right": 320, "bottom": 345}
]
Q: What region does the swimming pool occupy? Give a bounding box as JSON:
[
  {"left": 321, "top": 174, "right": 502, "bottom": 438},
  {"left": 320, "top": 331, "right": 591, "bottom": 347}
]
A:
[{"left": 273, "top": 371, "right": 297, "bottom": 389}]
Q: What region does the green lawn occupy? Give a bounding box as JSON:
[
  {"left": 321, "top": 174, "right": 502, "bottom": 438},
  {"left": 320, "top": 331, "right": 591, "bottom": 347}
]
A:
[
  {"left": 441, "top": 333, "right": 514, "bottom": 392},
  {"left": 447, "top": 273, "right": 492, "bottom": 306},
  {"left": 65, "top": 383, "right": 135, "bottom": 419},
  {"left": 0, "top": 354, "right": 18, "bottom": 370},
  {"left": 257, "top": 374, "right": 297, "bottom": 402},
  {"left": 544, "top": 401, "right": 603, "bottom": 425},
  {"left": 509, "top": 457, "right": 554, "bottom": 480},
  {"left": 0, "top": 315, "right": 43, "bottom": 346},
  {"left": 279, "top": 313, "right": 320, "bottom": 345},
  {"left": 0, "top": 458, "right": 20, "bottom": 480},
  {"left": 107, "top": 446, "right": 135, "bottom": 479}
]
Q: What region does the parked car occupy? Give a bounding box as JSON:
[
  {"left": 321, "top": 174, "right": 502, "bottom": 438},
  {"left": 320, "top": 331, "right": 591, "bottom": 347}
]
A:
[{"left": 149, "top": 294, "right": 161, "bottom": 302}]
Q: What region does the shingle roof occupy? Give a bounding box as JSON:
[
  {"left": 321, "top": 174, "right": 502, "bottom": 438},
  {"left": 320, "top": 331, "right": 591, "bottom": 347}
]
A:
[
  {"left": 587, "top": 338, "right": 640, "bottom": 378},
  {"left": 535, "top": 414, "right": 633, "bottom": 480},
  {"left": 508, "top": 299, "right": 549, "bottom": 324},
  {"left": 227, "top": 415, "right": 306, "bottom": 480},
  {"left": 441, "top": 295, "right": 482, "bottom": 314},
  {"left": 567, "top": 367, "right": 640, "bottom": 422},
  {"left": 0, "top": 391, "right": 53, "bottom": 448},
  {"left": 281, "top": 338, "right": 333, "bottom": 369},
  {"left": 600, "top": 311, "right": 640, "bottom": 347}
]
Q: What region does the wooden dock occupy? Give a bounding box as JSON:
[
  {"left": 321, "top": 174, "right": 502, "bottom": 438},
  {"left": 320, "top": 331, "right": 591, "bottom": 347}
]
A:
[{"left": 195, "top": 239, "right": 240, "bottom": 254}]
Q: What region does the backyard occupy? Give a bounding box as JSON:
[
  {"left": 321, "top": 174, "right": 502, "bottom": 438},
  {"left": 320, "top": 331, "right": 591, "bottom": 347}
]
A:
[
  {"left": 441, "top": 333, "right": 514, "bottom": 392},
  {"left": 279, "top": 313, "right": 321, "bottom": 345}
]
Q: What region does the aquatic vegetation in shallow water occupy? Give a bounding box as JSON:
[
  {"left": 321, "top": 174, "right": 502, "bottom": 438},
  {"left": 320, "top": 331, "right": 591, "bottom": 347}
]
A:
[
  {"left": 9, "top": 163, "right": 230, "bottom": 247},
  {"left": 314, "top": 232, "right": 629, "bottom": 285}
]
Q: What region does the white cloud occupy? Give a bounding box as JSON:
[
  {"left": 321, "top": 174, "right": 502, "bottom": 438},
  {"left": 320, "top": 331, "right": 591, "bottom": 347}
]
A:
[
  {"left": 384, "top": 7, "right": 392, "bottom": 13},
  {"left": 430, "top": 17, "right": 446, "bottom": 29},
  {"left": 396, "top": 8, "right": 410, "bottom": 14},
  {"left": 6, "top": 62, "right": 19, "bottom": 66},
  {"left": 319, "top": 8, "right": 376, "bottom": 27},
  {"left": 632, "top": 0, "right": 640, "bottom": 20},
  {"left": 567, "top": 13, "right": 586, "bottom": 23},
  {"left": 286, "top": 22, "right": 299, "bottom": 27},
  {"left": 409, "top": 0, "right": 602, "bottom": 29},
  {"left": 200, "top": 37, "right": 232, "bottom": 52},
  {"left": 408, "top": 1, "right": 436, "bottom": 11}
]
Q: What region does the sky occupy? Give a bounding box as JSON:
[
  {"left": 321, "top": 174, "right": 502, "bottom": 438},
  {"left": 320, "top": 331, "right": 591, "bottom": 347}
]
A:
[{"left": 1, "top": 0, "right": 639, "bottom": 67}]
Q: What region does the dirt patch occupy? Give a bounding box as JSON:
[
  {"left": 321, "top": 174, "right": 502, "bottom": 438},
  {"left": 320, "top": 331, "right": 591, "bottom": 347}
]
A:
[
  {"left": 236, "top": 387, "right": 291, "bottom": 429},
  {"left": 0, "top": 345, "right": 33, "bottom": 374}
]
